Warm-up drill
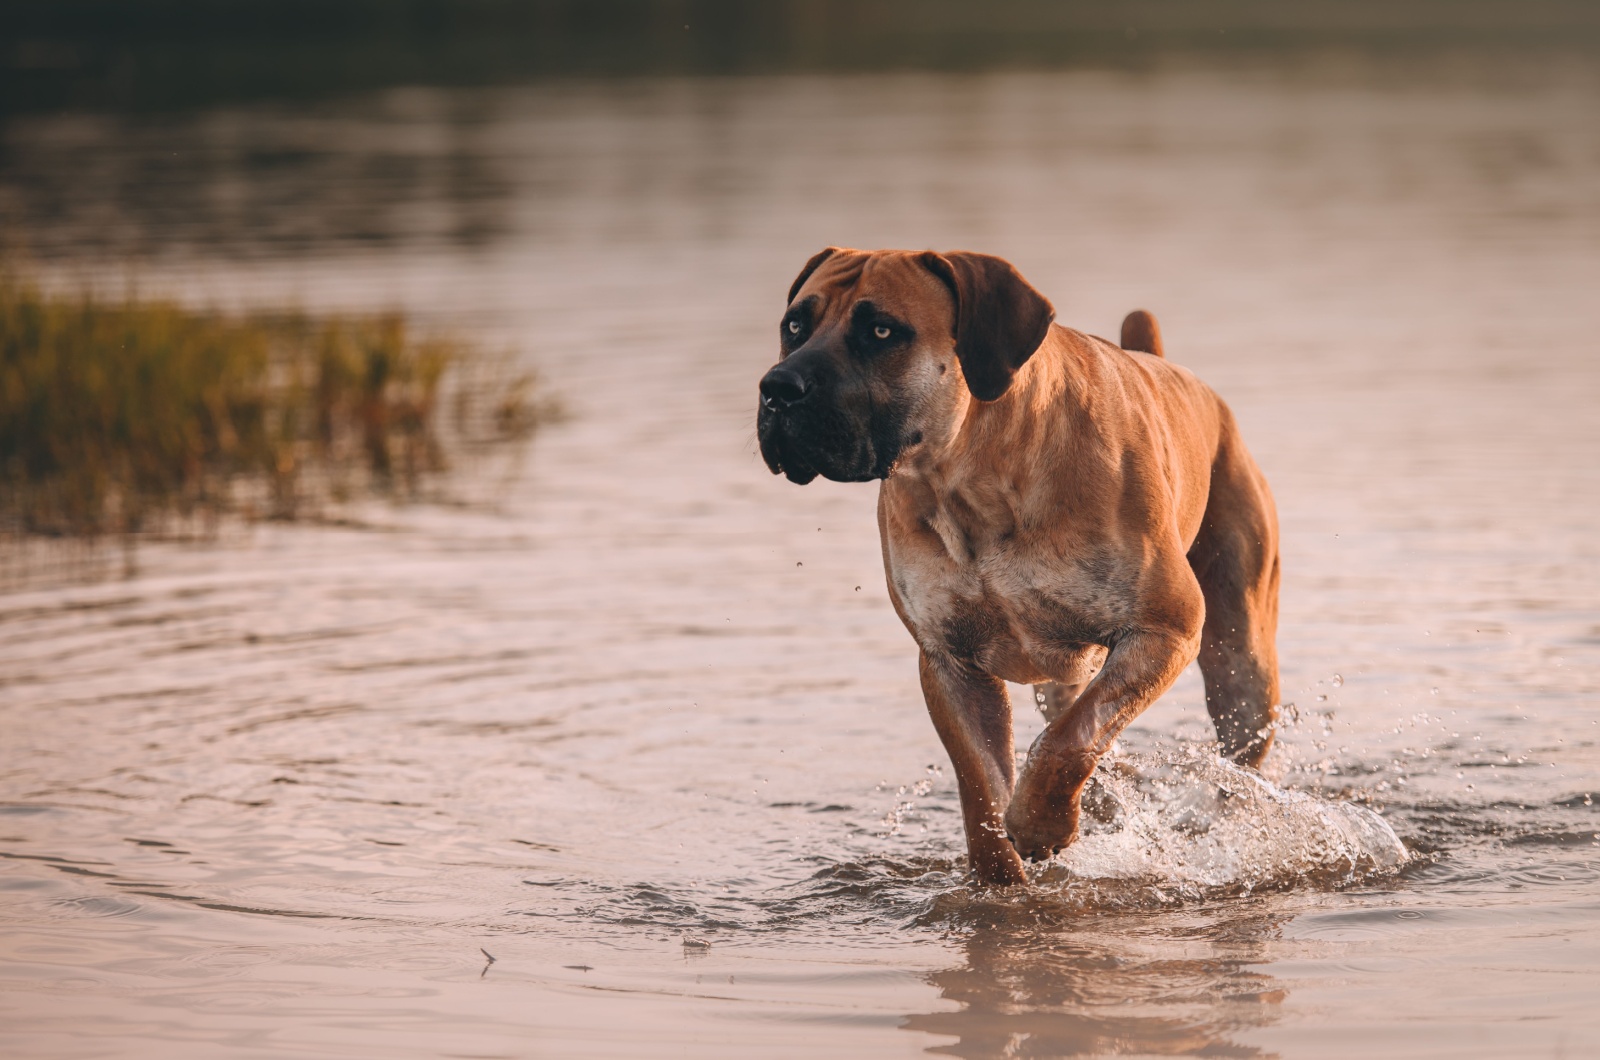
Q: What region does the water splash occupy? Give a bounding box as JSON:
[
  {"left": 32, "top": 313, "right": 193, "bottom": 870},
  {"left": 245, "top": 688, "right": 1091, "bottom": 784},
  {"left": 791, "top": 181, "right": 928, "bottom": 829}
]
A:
[
  {"left": 1035, "top": 747, "right": 1409, "bottom": 903},
  {"left": 539, "top": 751, "right": 1411, "bottom": 939}
]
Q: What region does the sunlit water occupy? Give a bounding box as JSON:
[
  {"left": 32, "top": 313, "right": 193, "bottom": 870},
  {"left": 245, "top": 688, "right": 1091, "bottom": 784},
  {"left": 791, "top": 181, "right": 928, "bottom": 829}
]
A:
[{"left": 3, "top": 53, "right": 1600, "bottom": 1057}]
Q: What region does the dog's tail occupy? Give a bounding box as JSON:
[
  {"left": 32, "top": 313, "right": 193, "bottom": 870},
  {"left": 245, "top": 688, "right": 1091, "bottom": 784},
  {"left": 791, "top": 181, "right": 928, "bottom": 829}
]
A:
[{"left": 1120, "top": 310, "right": 1164, "bottom": 358}]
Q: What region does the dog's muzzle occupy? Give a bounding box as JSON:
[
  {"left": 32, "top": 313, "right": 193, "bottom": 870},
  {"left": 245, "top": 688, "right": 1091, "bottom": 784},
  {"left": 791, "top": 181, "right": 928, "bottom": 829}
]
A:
[
  {"left": 757, "top": 356, "right": 889, "bottom": 484},
  {"left": 757, "top": 363, "right": 824, "bottom": 483}
]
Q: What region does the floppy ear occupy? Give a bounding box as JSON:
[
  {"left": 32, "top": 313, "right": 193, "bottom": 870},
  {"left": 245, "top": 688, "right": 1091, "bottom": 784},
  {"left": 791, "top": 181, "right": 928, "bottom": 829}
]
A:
[
  {"left": 918, "top": 251, "right": 1055, "bottom": 401},
  {"left": 787, "top": 247, "right": 838, "bottom": 305}
]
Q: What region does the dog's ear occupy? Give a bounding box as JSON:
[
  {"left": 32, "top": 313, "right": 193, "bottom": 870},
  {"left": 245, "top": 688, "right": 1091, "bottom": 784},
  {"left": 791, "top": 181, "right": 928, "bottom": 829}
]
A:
[
  {"left": 788, "top": 247, "right": 839, "bottom": 305},
  {"left": 918, "top": 251, "right": 1054, "bottom": 401}
]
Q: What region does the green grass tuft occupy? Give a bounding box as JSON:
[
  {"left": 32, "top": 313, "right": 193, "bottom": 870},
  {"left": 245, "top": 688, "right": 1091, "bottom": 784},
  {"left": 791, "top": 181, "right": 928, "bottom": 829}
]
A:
[{"left": 0, "top": 272, "right": 554, "bottom": 538}]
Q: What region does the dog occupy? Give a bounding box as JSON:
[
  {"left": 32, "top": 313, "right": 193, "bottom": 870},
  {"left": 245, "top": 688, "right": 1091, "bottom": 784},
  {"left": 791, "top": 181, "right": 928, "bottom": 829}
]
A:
[{"left": 757, "top": 248, "right": 1281, "bottom": 885}]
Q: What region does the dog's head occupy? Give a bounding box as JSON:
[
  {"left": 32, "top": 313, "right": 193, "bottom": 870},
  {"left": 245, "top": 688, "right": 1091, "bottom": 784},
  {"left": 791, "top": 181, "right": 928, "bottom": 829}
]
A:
[{"left": 757, "top": 247, "right": 1054, "bottom": 484}]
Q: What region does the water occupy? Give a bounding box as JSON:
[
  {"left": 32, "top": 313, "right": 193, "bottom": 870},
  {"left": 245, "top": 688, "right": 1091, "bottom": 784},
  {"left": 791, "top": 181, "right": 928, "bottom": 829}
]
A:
[{"left": 3, "top": 52, "right": 1600, "bottom": 1057}]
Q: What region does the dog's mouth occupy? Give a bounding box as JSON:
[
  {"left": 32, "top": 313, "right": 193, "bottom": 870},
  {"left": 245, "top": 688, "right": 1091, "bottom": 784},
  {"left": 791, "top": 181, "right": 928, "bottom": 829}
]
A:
[
  {"left": 760, "top": 427, "right": 820, "bottom": 485},
  {"left": 759, "top": 407, "right": 879, "bottom": 485}
]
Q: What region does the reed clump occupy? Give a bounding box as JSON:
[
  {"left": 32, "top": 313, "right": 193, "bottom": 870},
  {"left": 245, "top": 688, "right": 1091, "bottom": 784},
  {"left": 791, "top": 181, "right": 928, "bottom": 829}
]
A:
[{"left": 0, "top": 273, "right": 554, "bottom": 537}]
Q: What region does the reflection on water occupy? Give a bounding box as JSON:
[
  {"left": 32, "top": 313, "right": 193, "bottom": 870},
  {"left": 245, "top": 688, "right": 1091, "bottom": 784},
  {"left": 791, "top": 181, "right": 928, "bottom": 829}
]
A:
[
  {"left": 3, "top": 49, "right": 1600, "bottom": 1058},
  {"left": 1, "top": 92, "right": 515, "bottom": 259},
  {"left": 907, "top": 911, "right": 1288, "bottom": 1059}
]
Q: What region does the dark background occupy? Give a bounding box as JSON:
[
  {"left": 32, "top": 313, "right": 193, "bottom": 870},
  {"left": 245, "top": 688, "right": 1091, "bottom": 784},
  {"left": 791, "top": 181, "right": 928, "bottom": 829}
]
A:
[{"left": 5, "top": 0, "right": 1600, "bottom": 115}]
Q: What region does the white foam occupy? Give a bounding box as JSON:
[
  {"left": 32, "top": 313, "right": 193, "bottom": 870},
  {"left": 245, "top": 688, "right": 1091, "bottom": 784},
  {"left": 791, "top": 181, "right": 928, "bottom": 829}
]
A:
[{"left": 1041, "top": 748, "right": 1408, "bottom": 897}]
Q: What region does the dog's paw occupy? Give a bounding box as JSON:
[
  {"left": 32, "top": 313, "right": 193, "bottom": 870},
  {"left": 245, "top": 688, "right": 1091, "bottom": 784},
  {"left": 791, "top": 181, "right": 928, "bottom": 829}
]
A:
[
  {"left": 1003, "top": 798, "right": 1079, "bottom": 862},
  {"left": 971, "top": 847, "right": 1030, "bottom": 886},
  {"left": 1003, "top": 823, "right": 1075, "bottom": 863},
  {"left": 1004, "top": 748, "right": 1095, "bottom": 861}
]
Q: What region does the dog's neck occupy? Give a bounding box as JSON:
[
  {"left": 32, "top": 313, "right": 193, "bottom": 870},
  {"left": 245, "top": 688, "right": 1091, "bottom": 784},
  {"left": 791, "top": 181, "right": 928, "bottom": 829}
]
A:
[
  {"left": 907, "top": 328, "right": 1082, "bottom": 465},
  {"left": 886, "top": 327, "right": 1088, "bottom": 541}
]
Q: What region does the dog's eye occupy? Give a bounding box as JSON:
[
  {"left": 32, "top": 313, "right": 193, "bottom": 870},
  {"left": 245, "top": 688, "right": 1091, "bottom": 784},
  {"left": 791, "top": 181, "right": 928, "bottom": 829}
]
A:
[
  {"left": 787, "top": 320, "right": 802, "bottom": 336},
  {"left": 873, "top": 325, "right": 892, "bottom": 340}
]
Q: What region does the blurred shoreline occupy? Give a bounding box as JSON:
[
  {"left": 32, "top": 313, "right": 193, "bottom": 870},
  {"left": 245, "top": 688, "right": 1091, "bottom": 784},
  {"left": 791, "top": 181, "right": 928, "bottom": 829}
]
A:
[{"left": 4, "top": 0, "right": 1599, "bottom": 116}]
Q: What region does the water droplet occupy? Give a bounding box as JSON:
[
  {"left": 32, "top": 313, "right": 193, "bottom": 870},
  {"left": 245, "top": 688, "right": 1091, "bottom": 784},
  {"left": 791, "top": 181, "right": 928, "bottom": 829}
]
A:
[
  {"left": 854, "top": 585, "right": 861, "bottom": 591},
  {"left": 1430, "top": 687, "right": 1440, "bottom": 695},
  {"left": 796, "top": 561, "right": 803, "bottom": 567},
  {"left": 1330, "top": 674, "right": 1344, "bottom": 688}
]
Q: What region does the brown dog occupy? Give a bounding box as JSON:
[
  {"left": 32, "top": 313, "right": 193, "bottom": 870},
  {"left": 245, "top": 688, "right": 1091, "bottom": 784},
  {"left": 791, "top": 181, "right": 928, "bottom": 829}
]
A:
[{"left": 757, "top": 248, "right": 1281, "bottom": 885}]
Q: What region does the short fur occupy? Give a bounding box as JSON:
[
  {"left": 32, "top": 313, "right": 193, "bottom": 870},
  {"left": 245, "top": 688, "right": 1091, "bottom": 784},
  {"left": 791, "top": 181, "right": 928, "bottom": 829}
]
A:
[{"left": 757, "top": 248, "right": 1281, "bottom": 885}]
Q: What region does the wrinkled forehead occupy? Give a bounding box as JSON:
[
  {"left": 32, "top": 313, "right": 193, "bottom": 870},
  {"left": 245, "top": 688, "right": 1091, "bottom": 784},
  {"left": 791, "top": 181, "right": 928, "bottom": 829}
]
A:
[{"left": 793, "top": 250, "right": 954, "bottom": 327}]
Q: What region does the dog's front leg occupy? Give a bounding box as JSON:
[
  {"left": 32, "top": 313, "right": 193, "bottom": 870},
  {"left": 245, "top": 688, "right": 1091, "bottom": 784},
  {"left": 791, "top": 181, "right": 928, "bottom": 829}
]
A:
[
  {"left": 1004, "top": 626, "right": 1199, "bottom": 861},
  {"left": 919, "top": 651, "right": 1028, "bottom": 885}
]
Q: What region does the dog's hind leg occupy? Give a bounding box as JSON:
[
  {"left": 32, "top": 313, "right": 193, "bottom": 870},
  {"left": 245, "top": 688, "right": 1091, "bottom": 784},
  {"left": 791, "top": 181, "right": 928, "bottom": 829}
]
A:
[
  {"left": 1188, "top": 413, "right": 1282, "bottom": 768},
  {"left": 1030, "top": 646, "right": 1108, "bottom": 723}
]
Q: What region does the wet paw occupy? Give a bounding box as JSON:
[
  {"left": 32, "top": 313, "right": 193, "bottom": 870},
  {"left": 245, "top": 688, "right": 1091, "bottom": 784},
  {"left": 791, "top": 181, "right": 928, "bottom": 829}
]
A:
[
  {"left": 969, "top": 841, "right": 1029, "bottom": 885},
  {"left": 1003, "top": 813, "right": 1077, "bottom": 863},
  {"left": 1005, "top": 749, "right": 1094, "bottom": 862},
  {"left": 1006, "top": 833, "right": 1070, "bottom": 863}
]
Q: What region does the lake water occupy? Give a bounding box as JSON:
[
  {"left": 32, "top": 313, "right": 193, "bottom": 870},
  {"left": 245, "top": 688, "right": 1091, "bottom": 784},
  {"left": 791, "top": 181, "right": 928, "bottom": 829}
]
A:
[{"left": 3, "top": 52, "right": 1599, "bottom": 1058}]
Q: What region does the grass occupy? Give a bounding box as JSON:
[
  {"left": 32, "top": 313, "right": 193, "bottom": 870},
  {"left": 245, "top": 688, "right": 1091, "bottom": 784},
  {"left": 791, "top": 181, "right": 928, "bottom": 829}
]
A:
[{"left": 0, "top": 271, "right": 555, "bottom": 539}]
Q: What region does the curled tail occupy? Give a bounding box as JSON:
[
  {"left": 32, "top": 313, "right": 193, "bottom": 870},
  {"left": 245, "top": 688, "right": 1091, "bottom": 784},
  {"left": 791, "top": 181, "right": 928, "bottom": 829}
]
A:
[{"left": 1120, "top": 309, "right": 1164, "bottom": 358}]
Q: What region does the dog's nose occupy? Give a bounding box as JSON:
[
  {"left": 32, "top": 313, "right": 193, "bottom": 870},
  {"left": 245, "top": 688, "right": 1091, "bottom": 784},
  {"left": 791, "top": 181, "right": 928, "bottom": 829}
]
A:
[{"left": 759, "top": 366, "right": 810, "bottom": 411}]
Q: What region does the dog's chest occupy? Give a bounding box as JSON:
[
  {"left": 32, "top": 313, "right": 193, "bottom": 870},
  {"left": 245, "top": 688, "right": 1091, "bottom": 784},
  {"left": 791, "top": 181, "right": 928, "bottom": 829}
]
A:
[{"left": 882, "top": 496, "right": 1129, "bottom": 684}]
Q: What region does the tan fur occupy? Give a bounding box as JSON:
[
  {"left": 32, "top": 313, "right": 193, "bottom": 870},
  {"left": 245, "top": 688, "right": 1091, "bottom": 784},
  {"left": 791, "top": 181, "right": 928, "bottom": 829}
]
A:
[{"left": 762, "top": 249, "right": 1281, "bottom": 885}]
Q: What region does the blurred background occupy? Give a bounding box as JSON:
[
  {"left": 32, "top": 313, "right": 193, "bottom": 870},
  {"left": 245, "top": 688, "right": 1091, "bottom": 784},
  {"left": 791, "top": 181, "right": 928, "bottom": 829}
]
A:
[
  {"left": 3, "top": 4, "right": 1599, "bottom": 1059},
  {"left": 5, "top": 0, "right": 1600, "bottom": 265},
  {"left": 6, "top": 0, "right": 1600, "bottom": 110}
]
